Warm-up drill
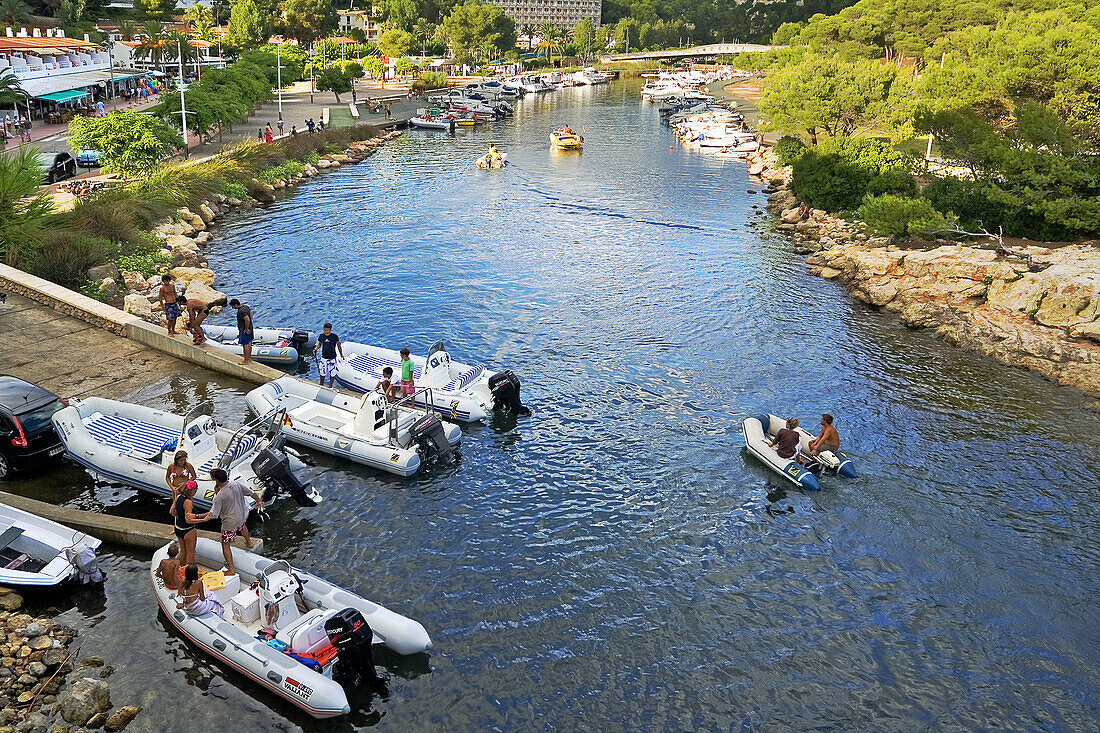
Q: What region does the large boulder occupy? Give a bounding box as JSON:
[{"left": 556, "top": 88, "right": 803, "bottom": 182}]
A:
[
  {"left": 123, "top": 293, "right": 154, "bottom": 319},
  {"left": 168, "top": 267, "right": 216, "bottom": 286},
  {"left": 197, "top": 203, "right": 216, "bottom": 224},
  {"left": 58, "top": 677, "right": 110, "bottom": 725},
  {"left": 87, "top": 263, "right": 119, "bottom": 282},
  {"left": 184, "top": 280, "right": 227, "bottom": 307},
  {"left": 780, "top": 207, "right": 802, "bottom": 224},
  {"left": 120, "top": 270, "right": 146, "bottom": 292}
]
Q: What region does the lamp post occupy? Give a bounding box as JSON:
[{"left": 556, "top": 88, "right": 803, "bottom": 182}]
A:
[
  {"left": 310, "top": 42, "right": 315, "bottom": 103},
  {"left": 276, "top": 42, "right": 283, "bottom": 121},
  {"left": 177, "top": 39, "right": 189, "bottom": 157}
]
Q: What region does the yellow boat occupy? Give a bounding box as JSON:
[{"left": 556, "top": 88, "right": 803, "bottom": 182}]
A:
[{"left": 550, "top": 127, "right": 584, "bottom": 150}]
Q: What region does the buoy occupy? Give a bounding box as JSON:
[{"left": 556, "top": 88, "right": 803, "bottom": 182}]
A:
[{"left": 670, "top": 145, "right": 673, "bottom": 150}]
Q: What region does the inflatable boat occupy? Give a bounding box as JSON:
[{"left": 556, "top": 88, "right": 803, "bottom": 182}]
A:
[
  {"left": 0, "top": 502, "right": 103, "bottom": 587},
  {"left": 201, "top": 325, "right": 315, "bottom": 368},
  {"left": 150, "top": 538, "right": 431, "bottom": 718},
  {"left": 52, "top": 398, "right": 321, "bottom": 510},
  {"left": 245, "top": 377, "right": 460, "bottom": 477},
  {"left": 741, "top": 414, "right": 856, "bottom": 490},
  {"left": 476, "top": 152, "right": 507, "bottom": 169},
  {"left": 334, "top": 341, "right": 528, "bottom": 423}
]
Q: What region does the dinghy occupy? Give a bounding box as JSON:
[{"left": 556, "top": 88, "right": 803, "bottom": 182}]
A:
[
  {"left": 742, "top": 414, "right": 856, "bottom": 490},
  {"left": 201, "top": 325, "right": 315, "bottom": 368},
  {"left": 52, "top": 398, "right": 321, "bottom": 510},
  {"left": 550, "top": 127, "right": 583, "bottom": 149},
  {"left": 409, "top": 115, "right": 455, "bottom": 131},
  {"left": 245, "top": 376, "right": 460, "bottom": 477},
  {"left": 334, "top": 340, "right": 529, "bottom": 423},
  {"left": 150, "top": 538, "right": 431, "bottom": 719},
  {"left": 476, "top": 152, "right": 507, "bottom": 169},
  {"left": 0, "top": 503, "right": 103, "bottom": 587}
]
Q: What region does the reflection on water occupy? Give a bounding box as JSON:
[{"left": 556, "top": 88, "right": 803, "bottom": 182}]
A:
[{"left": 3, "top": 82, "right": 1098, "bottom": 730}]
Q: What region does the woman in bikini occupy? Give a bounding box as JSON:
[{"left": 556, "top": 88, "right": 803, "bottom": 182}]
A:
[
  {"left": 169, "top": 481, "right": 208, "bottom": 567},
  {"left": 176, "top": 563, "right": 222, "bottom": 617},
  {"left": 166, "top": 450, "right": 196, "bottom": 508}
]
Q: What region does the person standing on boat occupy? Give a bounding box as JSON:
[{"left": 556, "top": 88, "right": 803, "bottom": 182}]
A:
[
  {"left": 157, "top": 274, "right": 182, "bottom": 336},
  {"left": 809, "top": 414, "right": 841, "bottom": 456},
  {"left": 207, "top": 468, "right": 261, "bottom": 575},
  {"left": 314, "top": 323, "right": 344, "bottom": 387},
  {"left": 166, "top": 450, "right": 197, "bottom": 507},
  {"left": 229, "top": 299, "right": 254, "bottom": 365},
  {"left": 400, "top": 348, "right": 416, "bottom": 405},
  {"left": 170, "top": 481, "right": 206, "bottom": 568}
]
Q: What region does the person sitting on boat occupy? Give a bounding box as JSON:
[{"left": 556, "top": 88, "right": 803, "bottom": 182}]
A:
[
  {"left": 809, "top": 414, "right": 840, "bottom": 456},
  {"left": 176, "top": 563, "right": 223, "bottom": 617},
  {"left": 376, "top": 366, "right": 397, "bottom": 402},
  {"left": 558, "top": 125, "right": 573, "bottom": 135},
  {"left": 769, "top": 418, "right": 803, "bottom": 463},
  {"left": 155, "top": 540, "right": 182, "bottom": 591}
]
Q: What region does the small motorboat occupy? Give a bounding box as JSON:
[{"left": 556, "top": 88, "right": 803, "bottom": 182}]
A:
[
  {"left": 52, "top": 398, "right": 321, "bottom": 510},
  {"left": 150, "top": 538, "right": 431, "bottom": 718},
  {"left": 0, "top": 503, "right": 103, "bottom": 587},
  {"left": 714, "top": 140, "right": 759, "bottom": 159},
  {"left": 476, "top": 151, "right": 507, "bottom": 169},
  {"left": 741, "top": 414, "right": 856, "bottom": 490},
  {"left": 409, "top": 115, "right": 455, "bottom": 131},
  {"left": 246, "top": 376, "right": 460, "bottom": 476},
  {"left": 334, "top": 340, "right": 529, "bottom": 423},
  {"left": 201, "top": 325, "right": 314, "bottom": 368},
  {"left": 550, "top": 127, "right": 583, "bottom": 149}
]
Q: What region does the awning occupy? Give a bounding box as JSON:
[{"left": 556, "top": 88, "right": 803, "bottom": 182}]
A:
[
  {"left": 109, "top": 73, "right": 148, "bottom": 82},
  {"left": 36, "top": 90, "right": 90, "bottom": 103}
]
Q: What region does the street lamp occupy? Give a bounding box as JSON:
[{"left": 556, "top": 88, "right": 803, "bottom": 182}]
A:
[
  {"left": 177, "top": 39, "right": 189, "bottom": 157},
  {"left": 310, "top": 42, "right": 315, "bottom": 103},
  {"left": 276, "top": 42, "right": 283, "bottom": 121}
]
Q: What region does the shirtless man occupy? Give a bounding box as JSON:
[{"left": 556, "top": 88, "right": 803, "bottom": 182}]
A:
[
  {"left": 810, "top": 414, "right": 841, "bottom": 456},
  {"left": 185, "top": 297, "right": 209, "bottom": 345},
  {"left": 157, "top": 274, "right": 183, "bottom": 336},
  {"left": 155, "top": 541, "right": 182, "bottom": 591}
]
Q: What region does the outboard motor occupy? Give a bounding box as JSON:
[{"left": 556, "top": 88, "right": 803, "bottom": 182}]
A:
[
  {"left": 65, "top": 545, "right": 105, "bottom": 584},
  {"left": 488, "top": 370, "right": 530, "bottom": 415},
  {"left": 251, "top": 436, "right": 322, "bottom": 507},
  {"left": 287, "top": 330, "right": 311, "bottom": 354},
  {"left": 408, "top": 414, "right": 457, "bottom": 465},
  {"left": 325, "top": 608, "right": 384, "bottom": 688}
]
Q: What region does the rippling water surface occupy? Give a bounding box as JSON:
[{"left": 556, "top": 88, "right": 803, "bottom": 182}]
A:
[{"left": 13, "top": 82, "right": 1100, "bottom": 731}]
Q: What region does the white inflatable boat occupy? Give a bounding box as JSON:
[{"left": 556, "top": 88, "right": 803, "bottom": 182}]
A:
[
  {"left": 741, "top": 414, "right": 856, "bottom": 491},
  {"left": 0, "top": 503, "right": 103, "bottom": 587},
  {"left": 245, "top": 377, "right": 461, "bottom": 477},
  {"left": 150, "top": 538, "right": 431, "bottom": 718},
  {"left": 52, "top": 398, "right": 321, "bottom": 510},
  {"left": 201, "top": 325, "right": 315, "bottom": 368},
  {"left": 334, "top": 340, "right": 529, "bottom": 423}
]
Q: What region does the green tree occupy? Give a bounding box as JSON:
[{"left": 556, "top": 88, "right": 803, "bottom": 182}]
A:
[
  {"left": 134, "top": 21, "right": 171, "bottom": 71},
  {"left": 573, "top": 17, "right": 595, "bottom": 57},
  {"left": 443, "top": 0, "right": 516, "bottom": 65},
  {"left": 228, "top": 0, "right": 266, "bottom": 48},
  {"left": 0, "top": 147, "right": 53, "bottom": 268},
  {"left": 520, "top": 22, "right": 536, "bottom": 50},
  {"left": 316, "top": 66, "right": 351, "bottom": 101},
  {"left": 394, "top": 56, "right": 415, "bottom": 75},
  {"left": 134, "top": 0, "right": 176, "bottom": 18},
  {"left": 0, "top": 0, "right": 31, "bottom": 29},
  {"left": 183, "top": 3, "right": 215, "bottom": 36},
  {"left": 382, "top": 0, "right": 419, "bottom": 31},
  {"left": 68, "top": 112, "right": 183, "bottom": 176},
  {"left": 0, "top": 69, "right": 28, "bottom": 109},
  {"left": 362, "top": 55, "right": 385, "bottom": 79},
  {"left": 283, "top": 0, "right": 338, "bottom": 45},
  {"left": 378, "top": 27, "right": 414, "bottom": 58}
]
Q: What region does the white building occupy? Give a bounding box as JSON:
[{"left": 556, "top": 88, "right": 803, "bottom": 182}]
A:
[
  {"left": 497, "top": 0, "right": 602, "bottom": 31},
  {"left": 337, "top": 10, "right": 382, "bottom": 43}
]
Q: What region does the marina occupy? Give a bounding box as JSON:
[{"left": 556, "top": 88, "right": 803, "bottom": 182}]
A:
[{"left": 2, "top": 77, "right": 1098, "bottom": 731}]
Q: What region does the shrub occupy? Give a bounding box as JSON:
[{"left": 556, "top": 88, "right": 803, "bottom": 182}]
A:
[
  {"left": 867, "top": 169, "right": 918, "bottom": 198},
  {"left": 409, "top": 70, "right": 449, "bottom": 92},
  {"left": 26, "top": 233, "right": 118, "bottom": 289},
  {"left": 791, "top": 137, "right": 915, "bottom": 212},
  {"left": 920, "top": 177, "right": 1073, "bottom": 241},
  {"left": 856, "top": 194, "right": 956, "bottom": 237},
  {"left": 222, "top": 181, "right": 249, "bottom": 199},
  {"left": 303, "top": 151, "right": 320, "bottom": 165},
  {"left": 118, "top": 250, "right": 171, "bottom": 278},
  {"left": 258, "top": 160, "right": 305, "bottom": 182},
  {"left": 773, "top": 135, "right": 806, "bottom": 166}
]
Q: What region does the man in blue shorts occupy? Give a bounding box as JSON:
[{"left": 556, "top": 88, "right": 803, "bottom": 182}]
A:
[
  {"left": 314, "top": 323, "right": 344, "bottom": 386},
  {"left": 157, "top": 274, "right": 182, "bottom": 336},
  {"left": 229, "top": 298, "right": 253, "bottom": 364}
]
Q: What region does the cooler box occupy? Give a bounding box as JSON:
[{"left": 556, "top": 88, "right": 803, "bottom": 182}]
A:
[{"left": 230, "top": 589, "right": 261, "bottom": 623}]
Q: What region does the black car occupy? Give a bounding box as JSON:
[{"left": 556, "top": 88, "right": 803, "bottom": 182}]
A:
[
  {"left": 0, "top": 376, "right": 67, "bottom": 479},
  {"left": 39, "top": 151, "right": 78, "bottom": 184}
]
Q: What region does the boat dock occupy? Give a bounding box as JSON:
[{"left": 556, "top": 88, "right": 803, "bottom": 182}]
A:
[{"left": 0, "top": 491, "right": 261, "bottom": 553}]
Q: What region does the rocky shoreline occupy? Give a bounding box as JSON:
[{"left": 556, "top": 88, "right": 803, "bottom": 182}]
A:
[
  {"left": 0, "top": 590, "right": 140, "bottom": 733},
  {"left": 746, "top": 147, "right": 1100, "bottom": 397},
  {"left": 82, "top": 130, "right": 404, "bottom": 326}
]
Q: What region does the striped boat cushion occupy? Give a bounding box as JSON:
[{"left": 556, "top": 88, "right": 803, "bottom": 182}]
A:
[
  {"left": 348, "top": 354, "right": 422, "bottom": 380},
  {"left": 84, "top": 413, "right": 178, "bottom": 460},
  {"left": 198, "top": 435, "right": 258, "bottom": 472},
  {"left": 442, "top": 364, "right": 484, "bottom": 392}
]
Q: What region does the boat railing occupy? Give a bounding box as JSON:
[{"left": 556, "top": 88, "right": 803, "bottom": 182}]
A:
[
  {"left": 218, "top": 407, "right": 287, "bottom": 469},
  {"left": 380, "top": 387, "right": 436, "bottom": 446}
]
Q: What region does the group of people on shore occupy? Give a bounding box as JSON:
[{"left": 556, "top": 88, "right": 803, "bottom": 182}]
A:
[
  {"left": 156, "top": 273, "right": 256, "bottom": 364},
  {"left": 155, "top": 450, "right": 265, "bottom": 616}
]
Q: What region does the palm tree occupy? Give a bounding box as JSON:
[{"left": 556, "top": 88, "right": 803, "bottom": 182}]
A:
[
  {"left": 118, "top": 19, "right": 139, "bottom": 42},
  {"left": 520, "top": 23, "right": 536, "bottom": 51},
  {"left": 165, "top": 31, "right": 201, "bottom": 78},
  {"left": 182, "top": 4, "right": 214, "bottom": 37},
  {"left": 0, "top": 146, "right": 54, "bottom": 269},
  {"left": 538, "top": 23, "right": 563, "bottom": 66},
  {"left": 0, "top": 0, "right": 31, "bottom": 30},
  {"left": 135, "top": 21, "right": 170, "bottom": 72},
  {"left": 0, "top": 70, "right": 28, "bottom": 109}
]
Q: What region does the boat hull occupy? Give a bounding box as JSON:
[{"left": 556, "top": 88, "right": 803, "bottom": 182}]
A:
[
  {"left": 0, "top": 503, "right": 100, "bottom": 587},
  {"left": 742, "top": 414, "right": 820, "bottom": 490}
]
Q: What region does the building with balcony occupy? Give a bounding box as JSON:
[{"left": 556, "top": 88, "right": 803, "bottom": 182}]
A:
[
  {"left": 337, "top": 10, "right": 382, "bottom": 43},
  {"left": 497, "top": 0, "right": 602, "bottom": 31}
]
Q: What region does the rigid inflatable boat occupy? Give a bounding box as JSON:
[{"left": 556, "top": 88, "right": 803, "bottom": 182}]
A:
[
  {"left": 334, "top": 340, "right": 528, "bottom": 423},
  {"left": 150, "top": 538, "right": 431, "bottom": 718},
  {"left": 245, "top": 377, "right": 460, "bottom": 477},
  {"left": 0, "top": 502, "right": 103, "bottom": 587},
  {"left": 549, "top": 127, "right": 583, "bottom": 149},
  {"left": 52, "top": 398, "right": 321, "bottom": 510},
  {"left": 741, "top": 414, "right": 856, "bottom": 490},
  {"left": 201, "top": 325, "right": 315, "bottom": 368}
]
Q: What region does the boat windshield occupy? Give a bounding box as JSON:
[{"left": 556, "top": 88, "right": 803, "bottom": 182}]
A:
[
  {"left": 426, "top": 340, "right": 447, "bottom": 359},
  {"left": 15, "top": 399, "right": 66, "bottom": 435}
]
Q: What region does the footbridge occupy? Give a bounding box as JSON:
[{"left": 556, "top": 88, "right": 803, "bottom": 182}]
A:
[{"left": 602, "top": 43, "right": 780, "bottom": 63}]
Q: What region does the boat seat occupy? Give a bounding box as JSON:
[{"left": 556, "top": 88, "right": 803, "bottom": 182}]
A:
[
  {"left": 441, "top": 364, "right": 485, "bottom": 392},
  {"left": 83, "top": 413, "right": 178, "bottom": 460},
  {"left": 0, "top": 527, "right": 23, "bottom": 553},
  {"left": 276, "top": 607, "right": 338, "bottom": 653},
  {"left": 198, "top": 435, "right": 258, "bottom": 472},
  {"left": 278, "top": 395, "right": 310, "bottom": 413},
  {"left": 348, "top": 354, "right": 421, "bottom": 380}
]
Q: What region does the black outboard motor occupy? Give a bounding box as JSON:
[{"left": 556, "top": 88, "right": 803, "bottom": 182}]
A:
[
  {"left": 409, "top": 414, "right": 457, "bottom": 465},
  {"left": 488, "top": 370, "right": 530, "bottom": 415},
  {"left": 287, "top": 330, "right": 311, "bottom": 354},
  {"left": 325, "top": 608, "right": 384, "bottom": 688},
  {"left": 251, "top": 436, "right": 321, "bottom": 507}
]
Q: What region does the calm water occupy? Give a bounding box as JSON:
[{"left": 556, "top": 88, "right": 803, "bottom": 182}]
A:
[{"left": 9, "top": 82, "right": 1100, "bottom": 731}]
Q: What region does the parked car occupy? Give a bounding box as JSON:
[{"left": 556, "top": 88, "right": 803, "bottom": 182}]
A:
[
  {"left": 0, "top": 376, "right": 67, "bottom": 479},
  {"left": 76, "top": 149, "right": 102, "bottom": 168},
  {"left": 39, "top": 152, "right": 78, "bottom": 183}
]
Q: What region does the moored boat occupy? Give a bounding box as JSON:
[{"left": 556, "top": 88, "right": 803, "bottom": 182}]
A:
[
  {"left": 201, "top": 325, "right": 313, "bottom": 368},
  {"left": 410, "top": 115, "right": 456, "bottom": 131},
  {"left": 742, "top": 413, "right": 856, "bottom": 490},
  {"left": 0, "top": 502, "right": 103, "bottom": 587},
  {"left": 52, "top": 397, "right": 321, "bottom": 510},
  {"left": 245, "top": 376, "right": 460, "bottom": 477},
  {"left": 150, "top": 538, "right": 431, "bottom": 718},
  {"left": 550, "top": 126, "right": 583, "bottom": 149}
]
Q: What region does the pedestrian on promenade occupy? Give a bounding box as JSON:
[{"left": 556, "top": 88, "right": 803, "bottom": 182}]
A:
[
  {"left": 207, "top": 468, "right": 261, "bottom": 575},
  {"left": 318, "top": 119, "right": 325, "bottom": 132},
  {"left": 352, "top": 89, "right": 357, "bottom": 104},
  {"left": 185, "top": 297, "right": 208, "bottom": 345},
  {"left": 277, "top": 118, "right": 283, "bottom": 134},
  {"left": 96, "top": 101, "right": 105, "bottom": 117},
  {"left": 384, "top": 102, "right": 392, "bottom": 120},
  {"left": 157, "top": 274, "right": 183, "bottom": 336},
  {"left": 264, "top": 124, "right": 273, "bottom": 143},
  {"left": 291, "top": 125, "right": 297, "bottom": 136},
  {"left": 229, "top": 298, "right": 253, "bottom": 364},
  {"left": 257, "top": 128, "right": 263, "bottom": 140},
  {"left": 306, "top": 118, "right": 315, "bottom": 133},
  {"left": 400, "top": 347, "right": 415, "bottom": 403},
  {"left": 313, "top": 322, "right": 343, "bottom": 387}
]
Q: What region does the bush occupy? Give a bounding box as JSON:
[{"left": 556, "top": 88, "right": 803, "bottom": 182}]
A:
[
  {"left": 856, "top": 194, "right": 956, "bottom": 237},
  {"left": 258, "top": 160, "right": 306, "bottom": 182},
  {"left": 26, "top": 233, "right": 118, "bottom": 289},
  {"left": 409, "top": 70, "right": 449, "bottom": 92},
  {"left": 791, "top": 137, "right": 915, "bottom": 212},
  {"left": 118, "top": 249, "right": 171, "bottom": 278},
  {"left": 920, "top": 177, "right": 1073, "bottom": 241},
  {"left": 867, "top": 169, "right": 918, "bottom": 198},
  {"left": 773, "top": 135, "right": 806, "bottom": 166},
  {"left": 222, "top": 181, "right": 248, "bottom": 199}
]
